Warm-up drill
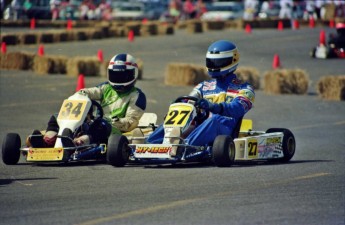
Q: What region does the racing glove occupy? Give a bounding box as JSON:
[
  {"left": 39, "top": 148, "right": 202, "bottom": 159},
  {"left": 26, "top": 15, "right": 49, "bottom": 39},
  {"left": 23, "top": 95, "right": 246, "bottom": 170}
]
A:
[{"left": 197, "top": 99, "right": 222, "bottom": 114}]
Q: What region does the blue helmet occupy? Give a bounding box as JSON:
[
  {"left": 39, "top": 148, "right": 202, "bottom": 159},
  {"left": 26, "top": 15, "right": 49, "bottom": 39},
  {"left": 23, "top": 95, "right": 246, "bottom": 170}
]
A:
[{"left": 206, "top": 40, "right": 240, "bottom": 78}]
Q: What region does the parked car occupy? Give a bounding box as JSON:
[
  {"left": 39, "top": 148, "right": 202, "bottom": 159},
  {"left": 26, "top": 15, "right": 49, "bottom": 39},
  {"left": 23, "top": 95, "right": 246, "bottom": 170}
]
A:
[
  {"left": 201, "top": 2, "right": 244, "bottom": 21},
  {"left": 3, "top": 0, "right": 52, "bottom": 20},
  {"left": 111, "top": 2, "right": 146, "bottom": 20}
]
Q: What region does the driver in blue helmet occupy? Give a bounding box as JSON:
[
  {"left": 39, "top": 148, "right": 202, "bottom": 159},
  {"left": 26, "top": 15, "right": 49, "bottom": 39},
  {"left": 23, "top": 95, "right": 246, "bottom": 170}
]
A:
[
  {"left": 28, "top": 53, "right": 147, "bottom": 147},
  {"left": 147, "top": 40, "right": 255, "bottom": 151}
]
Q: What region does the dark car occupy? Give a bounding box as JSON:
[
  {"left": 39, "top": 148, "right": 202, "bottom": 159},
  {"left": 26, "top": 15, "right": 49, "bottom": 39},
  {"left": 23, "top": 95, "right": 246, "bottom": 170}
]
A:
[{"left": 3, "top": 0, "right": 52, "bottom": 20}]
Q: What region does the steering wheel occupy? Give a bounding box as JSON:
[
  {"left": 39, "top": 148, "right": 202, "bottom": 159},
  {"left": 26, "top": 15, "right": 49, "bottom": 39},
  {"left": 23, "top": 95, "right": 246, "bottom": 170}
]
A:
[
  {"left": 174, "top": 96, "right": 210, "bottom": 123},
  {"left": 89, "top": 100, "right": 104, "bottom": 120}
]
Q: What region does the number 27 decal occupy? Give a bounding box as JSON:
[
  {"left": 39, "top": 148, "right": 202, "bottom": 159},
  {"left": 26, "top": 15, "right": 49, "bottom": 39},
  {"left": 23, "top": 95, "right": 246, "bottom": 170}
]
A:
[{"left": 248, "top": 139, "right": 258, "bottom": 158}]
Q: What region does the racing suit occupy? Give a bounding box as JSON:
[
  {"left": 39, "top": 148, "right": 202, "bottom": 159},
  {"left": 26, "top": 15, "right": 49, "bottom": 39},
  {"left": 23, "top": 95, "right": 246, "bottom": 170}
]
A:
[
  {"left": 147, "top": 73, "right": 255, "bottom": 146},
  {"left": 46, "top": 82, "right": 146, "bottom": 144},
  {"left": 79, "top": 82, "right": 147, "bottom": 136}
]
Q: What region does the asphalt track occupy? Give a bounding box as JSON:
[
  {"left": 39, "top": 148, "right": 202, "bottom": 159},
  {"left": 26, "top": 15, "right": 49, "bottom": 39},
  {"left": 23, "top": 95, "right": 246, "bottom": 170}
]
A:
[{"left": 0, "top": 25, "right": 344, "bottom": 225}]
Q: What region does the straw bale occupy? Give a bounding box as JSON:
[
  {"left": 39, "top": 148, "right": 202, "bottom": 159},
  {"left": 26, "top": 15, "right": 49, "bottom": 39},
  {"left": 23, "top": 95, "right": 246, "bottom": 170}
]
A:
[
  {"left": 33, "top": 55, "right": 68, "bottom": 75},
  {"left": 204, "top": 21, "right": 225, "bottom": 30},
  {"left": 186, "top": 20, "right": 203, "bottom": 33},
  {"left": 75, "top": 30, "right": 88, "bottom": 41},
  {"left": 87, "top": 29, "right": 103, "bottom": 39},
  {"left": 18, "top": 33, "right": 37, "bottom": 44},
  {"left": 0, "top": 52, "right": 33, "bottom": 70},
  {"left": 125, "top": 22, "right": 141, "bottom": 36},
  {"left": 1, "top": 34, "right": 18, "bottom": 45},
  {"left": 158, "top": 24, "right": 174, "bottom": 35},
  {"left": 37, "top": 32, "right": 54, "bottom": 43},
  {"left": 52, "top": 31, "right": 68, "bottom": 42},
  {"left": 317, "top": 75, "right": 345, "bottom": 101},
  {"left": 235, "top": 67, "right": 260, "bottom": 89},
  {"left": 109, "top": 26, "right": 126, "bottom": 37},
  {"left": 165, "top": 63, "right": 209, "bottom": 86},
  {"left": 264, "top": 69, "right": 309, "bottom": 94},
  {"left": 140, "top": 23, "right": 158, "bottom": 36},
  {"left": 66, "top": 56, "right": 101, "bottom": 77}
]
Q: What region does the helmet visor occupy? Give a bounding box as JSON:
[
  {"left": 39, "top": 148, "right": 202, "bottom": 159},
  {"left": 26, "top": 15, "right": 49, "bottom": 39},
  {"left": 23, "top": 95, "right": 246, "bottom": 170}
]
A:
[
  {"left": 206, "top": 57, "right": 233, "bottom": 70},
  {"left": 108, "top": 68, "right": 135, "bottom": 85}
]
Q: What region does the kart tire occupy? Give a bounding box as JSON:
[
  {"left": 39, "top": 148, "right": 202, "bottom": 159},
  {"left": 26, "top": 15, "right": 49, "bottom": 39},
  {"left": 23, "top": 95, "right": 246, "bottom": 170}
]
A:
[
  {"left": 2, "top": 133, "right": 21, "bottom": 165},
  {"left": 212, "top": 135, "right": 235, "bottom": 167},
  {"left": 106, "top": 134, "right": 129, "bottom": 167},
  {"left": 266, "top": 128, "right": 295, "bottom": 163}
]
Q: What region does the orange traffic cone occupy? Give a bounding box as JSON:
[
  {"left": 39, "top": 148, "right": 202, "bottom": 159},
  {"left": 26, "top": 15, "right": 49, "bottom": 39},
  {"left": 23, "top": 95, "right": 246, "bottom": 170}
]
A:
[
  {"left": 329, "top": 19, "right": 335, "bottom": 28},
  {"left": 292, "top": 20, "right": 299, "bottom": 29},
  {"left": 128, "top": 30, "right": 134, "bottom": 42},
  {"left": 142, "top": 18, "right": 148, "bottom": 24},
  {"left": 319, "top": 30, "right": 326, "bottom": 46},
  {"left": 76, "top": 74, "right": 85, "bottom": 92},
  {"left": 245, "top": 24, "right": 252, "bottom": 34},
  {"left": 272, "top": 54, "right": 281, "bottom": 69},
  {"left": 30, "top": 18, "right": 36, "bottom": 29},
  {"left": 309, "top": 17, "right": 315, "bottom": 28},
  {"left": 1, "top": 42, "right": 6, "bottom": 54},
  {"left": 37, "top": 45, "right": 44, "bottom": 56},
  {"left": 277, "top": 21, "right": 283, "bottom": 30},
  {"left": 97, "top": 49, "right": 104, "bottom": 62},
  {"left": 66, "top": 19, "right": 73, "bottom": 30}
]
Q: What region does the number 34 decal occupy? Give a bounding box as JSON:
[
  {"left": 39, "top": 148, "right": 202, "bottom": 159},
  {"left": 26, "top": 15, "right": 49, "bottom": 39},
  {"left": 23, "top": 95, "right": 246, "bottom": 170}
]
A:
[
  {"left": 58, "top": 100, "right": 87, "bottom": 121},
  {"left": 248, "top": 139, "right": 258, "bottom": 159}
]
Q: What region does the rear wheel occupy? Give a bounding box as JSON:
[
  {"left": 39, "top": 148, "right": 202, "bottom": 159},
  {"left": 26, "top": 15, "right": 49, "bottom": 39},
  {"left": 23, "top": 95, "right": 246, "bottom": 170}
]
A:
[
  {"left": 212, "top": 135, "right": 235, "bottom": 167},
  {"left": 2, "top": 133, "right": 21, "bottom": 165},
  {"left": 106, "top": 134, "right": 129, "bottom": 167},
  {"left": 266, "top": 128, "right": 295, "bottom": 162}
]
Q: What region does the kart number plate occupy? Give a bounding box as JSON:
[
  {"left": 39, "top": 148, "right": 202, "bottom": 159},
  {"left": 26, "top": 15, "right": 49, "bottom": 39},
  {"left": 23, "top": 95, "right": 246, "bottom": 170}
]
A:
[
  {"left": 27, "top": 148, "right": 64, "bottom": 161},
  {"left": 164, "top": 104, "right": 193, "bottom": 127},
  {"left": 57, "top": 99, "right": 88, "bottom": 121}
]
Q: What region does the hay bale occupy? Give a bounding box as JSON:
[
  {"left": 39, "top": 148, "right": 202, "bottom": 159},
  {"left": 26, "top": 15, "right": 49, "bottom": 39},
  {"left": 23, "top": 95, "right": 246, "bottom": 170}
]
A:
[
  {"left": 0, "top": 52, "right": 33, "bottom": 70},
  {"left": 18, "top": 33, "right": 37, "bottom": 44},
  {"left": 186, "top": 20, "right": 203, "bottom": 33},
  {"left": 109, "top": 26, "right": 126, "bottom": 37},
  {"left": 87, "top": 28, "right": 104, "bottom": 39},
  {"left": 165, "top": 63, "right": 209, "bottom": 86},
  {"left": 157, "top": 23, "right": 174, "bottom": 35},
  {"left": 264, "top": 69, "right": 309, "bottom": 94},
  {"left": 235, "top": 67, "right": 260, "bottom": 90},
  {"left": 38, "top": 32, "right": 54, "bottom": 43},
  {"left": 317, "top": 75, "right": 345, "bottom": 101},
  {"left": 1, "top": 34, "right": 18, "bottom": 45},
  {"left": 204, "top": 21, "right": 226, "bottom": 30},
  {"left": 66, "top": 56, "right": 101, "bottom": 77},
  {"left": 140, "top": 22, "right": 158, "bottom": 36},
  {"left": 33, "top": 55, "right": 68, "bottom": 75}
]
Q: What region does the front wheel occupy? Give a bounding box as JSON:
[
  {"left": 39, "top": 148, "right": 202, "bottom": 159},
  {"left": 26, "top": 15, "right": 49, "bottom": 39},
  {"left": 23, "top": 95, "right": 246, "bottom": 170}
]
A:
[
  {"left": 266, "top": 128, "right": 295, "bottom": 163},
  {"left": 2, "top": 133, "right": 21, "bottom": 165},
  {"left": 212, "top": 135, "right": 235, "bottom": 167},
  {"left": 106, "top": 134, "right": 129, "bottom": 167}
]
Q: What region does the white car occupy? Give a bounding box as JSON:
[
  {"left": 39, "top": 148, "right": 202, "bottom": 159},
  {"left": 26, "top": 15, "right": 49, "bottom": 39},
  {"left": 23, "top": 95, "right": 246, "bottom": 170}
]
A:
[
  {"left": 111, "top": 2, "right": 146, "bottom": 20},
  {"left": 201, "top": 2, "right": 244, "bottom": 21}
]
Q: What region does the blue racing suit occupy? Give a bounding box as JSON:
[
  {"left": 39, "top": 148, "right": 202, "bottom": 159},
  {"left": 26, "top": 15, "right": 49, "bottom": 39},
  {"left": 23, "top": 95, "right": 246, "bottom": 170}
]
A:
[{"left": 147, "top": 73, "right": 255, "bottom": 146}]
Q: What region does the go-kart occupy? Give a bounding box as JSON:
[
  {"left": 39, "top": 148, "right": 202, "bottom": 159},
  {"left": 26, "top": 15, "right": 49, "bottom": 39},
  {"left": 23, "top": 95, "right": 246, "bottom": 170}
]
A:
[
  {"left": 107, "top": 96, "right": 296, "bottom": 167},
  {"left": 1, "top": 93, "right": 157, "bottom": 165}
]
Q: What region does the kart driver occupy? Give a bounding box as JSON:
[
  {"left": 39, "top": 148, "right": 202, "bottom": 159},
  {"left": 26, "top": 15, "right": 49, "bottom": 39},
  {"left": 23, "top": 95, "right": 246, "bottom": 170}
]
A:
[
  {"left": 29, "top": 53, "right": 147, "bottom": 147},
  {"left": 328, "top": 22, "right": 345, "bottom": 58},
  {"left": 147, "top": 40, "right": 255, "bottom": 149}
]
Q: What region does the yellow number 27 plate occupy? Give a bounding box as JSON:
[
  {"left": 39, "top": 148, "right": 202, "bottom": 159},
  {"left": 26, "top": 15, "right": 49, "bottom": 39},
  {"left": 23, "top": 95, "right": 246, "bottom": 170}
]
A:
[{"left": 27, "top": 148, "right": 64, "bottom": 161}]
